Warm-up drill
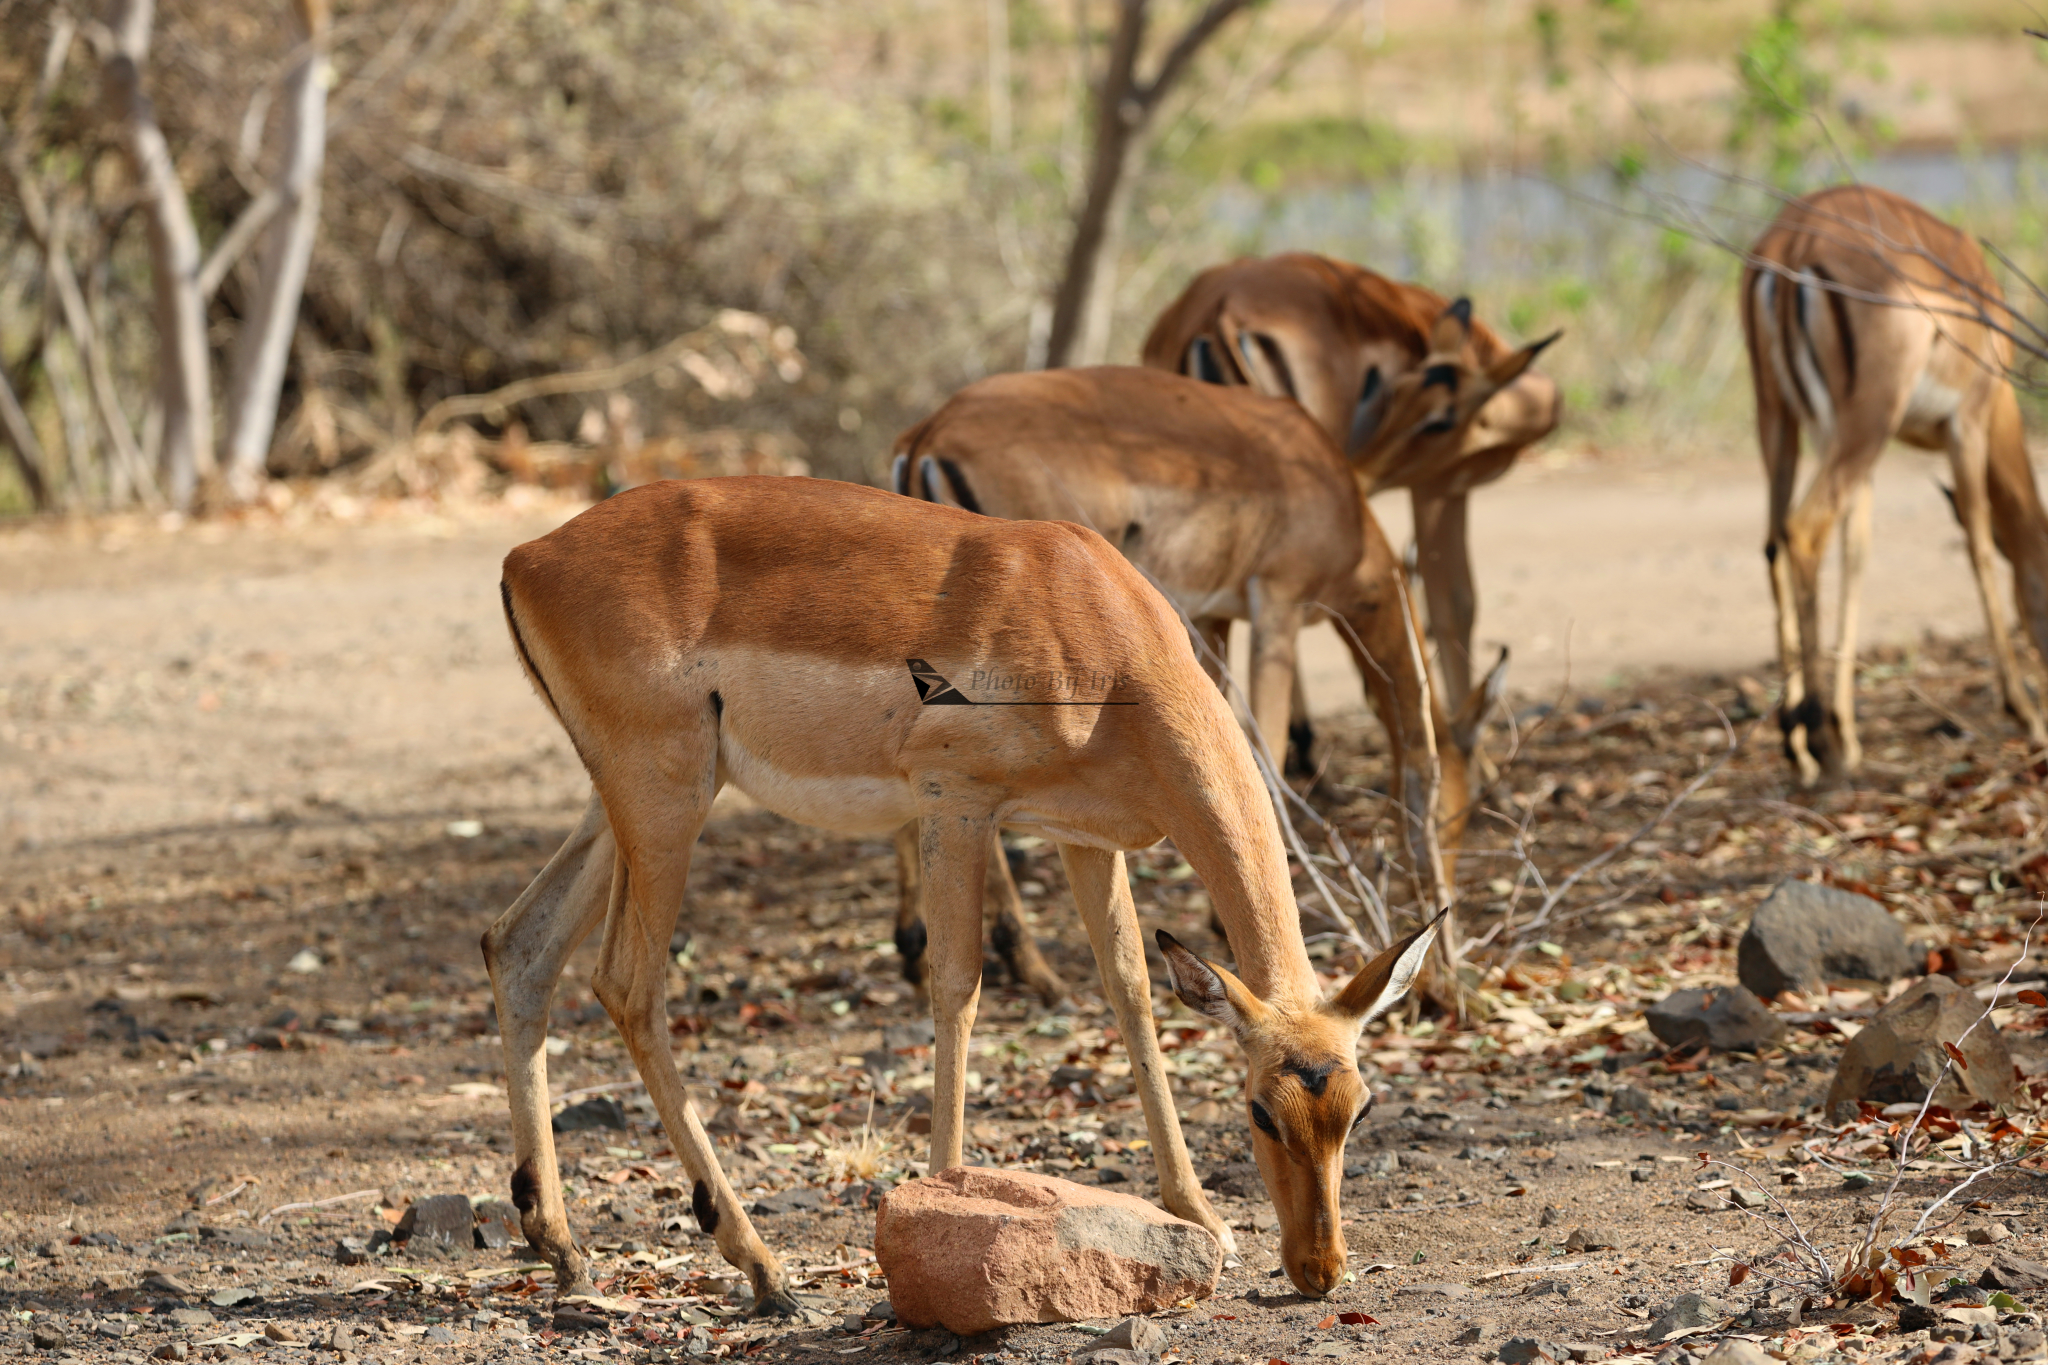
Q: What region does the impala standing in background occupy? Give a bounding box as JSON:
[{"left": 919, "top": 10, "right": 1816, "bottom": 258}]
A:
[
  {"left": 1742, "top": 184, "right": 2048, "bottom": 783},
  {"left": 1144, "top": 254, "right": 1562, "bottom": 761}
]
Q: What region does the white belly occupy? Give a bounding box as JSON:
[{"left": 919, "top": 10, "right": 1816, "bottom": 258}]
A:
[
  {"left": 717, "top": 733, "right": 918, "bottom": 835},
  {"left": 1898, "top": 372, "right": 1961, "bottom": 447}
]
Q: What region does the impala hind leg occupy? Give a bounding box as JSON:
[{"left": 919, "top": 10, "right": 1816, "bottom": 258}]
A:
[
  {"left": 1951, "top": 416, "right": 2048, "bottom": 743},
  {"left": 1758, "top": 392, "right": 1817, "bottom": 781},
  {"left": 984, "top": 836, "right": 1069, "bottom": 1007},
  {"left": 892, "top": 821, "right": 928, "bottom": 1003},
  {"left": 596, "top": 774, "right": 796, "bottom": 1314},
  {"left": 481, "top": 793, "right": 614, "bottom": 1296},
  {"left": 1830, "top": 479, "right": 1873, "bottom": 773},
  {"left": 1060, "top": 844, "right": 1235, "bottom": 1256}
]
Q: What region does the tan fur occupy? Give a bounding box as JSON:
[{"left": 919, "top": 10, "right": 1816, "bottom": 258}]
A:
[
  {"left": 1141, "top": 253, "right": 1562, "bottom": 713},
  {"left": 895, "top": 364, "right": 1474, "bottom": 874},
  {"left": 484, "top": 478, "right": 1433, "bottom": 1309},
  {"left": 1742, "top": 184, "right": 2048, "bottom": 783}
]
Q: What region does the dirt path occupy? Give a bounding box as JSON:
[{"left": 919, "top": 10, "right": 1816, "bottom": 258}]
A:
[
  {"left": 1292, "top": 448, "right": 1993, "bottom": 717},
  {"left": 5, "top": 463, "right": 2048, "bottom": 1365}
]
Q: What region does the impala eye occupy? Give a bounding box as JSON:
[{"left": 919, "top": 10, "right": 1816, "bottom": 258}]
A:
[{"left": 1250, "top": 1101, "right": 1279, "bottom": 1138}]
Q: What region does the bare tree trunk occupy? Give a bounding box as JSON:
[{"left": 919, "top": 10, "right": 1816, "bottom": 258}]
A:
[
  {"left": 0, "top": 362, "right": 51, "bottom": 511},
  {"left": 103, "top": 0, "right": 213, "bottom": 511},
  {"left": 1040, "top": 0, "right": 1249, "bottom": 370},
  {"left": 222, "top": 0, "right": 330, "bottom": 503}
]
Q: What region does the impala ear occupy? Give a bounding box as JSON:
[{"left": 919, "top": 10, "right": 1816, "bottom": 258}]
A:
[
  {"left": 1484, "top": 330, "right": 1561, "bottom": 392},
  {"left": 1156, "top": 930, "right": 1269, "bottom": 1035},
  {"left": 1429, "top": 298, "right": 1474, "bottom": 354},
  {"left": 1328, "top": 912, "right": 1444, "bottom": 1027}
]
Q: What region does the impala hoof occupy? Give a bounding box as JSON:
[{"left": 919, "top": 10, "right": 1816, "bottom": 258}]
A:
[{"left": 749, "top": 1287, "right": 803, "bottom": 1319}]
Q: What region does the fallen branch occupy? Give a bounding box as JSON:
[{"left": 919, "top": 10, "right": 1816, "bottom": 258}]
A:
[{"left": 258, "top": 1188, "right": 383, "bottom": 1226}]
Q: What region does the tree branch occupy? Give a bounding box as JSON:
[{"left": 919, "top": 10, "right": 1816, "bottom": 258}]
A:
[{"left": 1134, "top": 0, "right": 1251, "bottom": 114}]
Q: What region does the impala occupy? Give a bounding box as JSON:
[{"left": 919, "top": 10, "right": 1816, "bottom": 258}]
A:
[
  {"left": 486, "top": 477, "right": 1440, "bottom": 1310},
  {"left": 1143, "top": 254, "right": 1561, "bottom": 741},
  {"left": 1742, "top": 184, "right": 2048, "bottom": 782}
]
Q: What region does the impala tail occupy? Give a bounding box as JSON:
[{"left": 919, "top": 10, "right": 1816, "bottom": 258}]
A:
[{"left": 890, "top": 427, "right": 983, "bottom": 514}]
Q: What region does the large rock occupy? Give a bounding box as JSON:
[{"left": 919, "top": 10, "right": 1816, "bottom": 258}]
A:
[
  {"left": 1738, "top": 882, "right": 1917, "bottom": 1000},
  {"left": 1646, "top": 986, "right": 1786, "bottom": 1053},
  {"left": 874, "top": 1167, "right": 1220, "bottom": 1334},
  {"left": 1823, "top": 976, "right": 2016, "bottom": 1122}
]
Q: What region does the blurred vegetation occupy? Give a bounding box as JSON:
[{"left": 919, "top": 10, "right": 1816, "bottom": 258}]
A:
[{"left": 5, "top": 0, "right": 2048, "bottom": 517}]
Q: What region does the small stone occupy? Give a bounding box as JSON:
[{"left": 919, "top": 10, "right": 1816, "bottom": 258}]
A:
[
  {"left": 1087, "top": 1316, "right": 1166, "bottom": 1355},
  {"left": 552, "top": 1097, "right": 628, "bottom": 1132},
  {"left": 1607, "top": 1086, "right": 1665, "bottom": 1118},
  {"left": 94, "top": 1321, "right": 136, "bottom": 1339},
  {"left": 32, "top": 1327, "right": 68, "bottom": 1351},
  {"left": 1079, "top": 1351, "right": 1151, "bottom": 1365},
  {"left": 395, "top": 1193, "right": 476, "bottom": 1248},
  {"left": 208, "top": 1288, "right": 259, "bottom": 1308},
  {"left": 1647, "top": 1294, "right": 1736, "bottom": 1342},
  {"left": 1967, "top": 1224, "right": 2011, "bottom": 1245},
  {"left": 875, "top": 1168, "right": 1221, "bottom": 1333},
  {"left": 1563, "top": 1227, "right": 1617, "bottom": 1252},
  {"left": 1563, "top": 1347, "right": 1603, "bottom": 1363},
  {"left": 1825, "top": 976, "right": 2018, "bottom": 1121},
  {"left": 1981, "top": 1253, "right": 2048, "bottom": 1292},
  {"left": 1537, "top": 1206, "right": 1563, "bottom": 1229},
  {"left": 140, "top": 1271, "right": 196, "bottom": 1297},
  {"left": 151, "top": 1345, "right": 189, "bottom": 1362},
  {"left": 1698, "top": 1341, "right": 1773, "bottom": 1365},
  {"left": 335, "top": 1237, "right": 370, "bottom": 1265},
  {"left": 475, "top": 1221, "right": 511, "bottom": 1251},
  {"left": 1646, "top": 986, "right": 1787, "bottom": 1054},
  {"left": 422, "top": 1325, "right": 457, "bottom": 1344},
  {"left": 553, "top": 1311, "right": 610, "bottom": 1332},
  {"left": 261, "top": 1325, "right": 302, "bottom": 1345},
  {"left": 1737, "top": 880, "right": 1917, "bottom": 999},
  {"left": 202, "top": 1227, "right": 271, "bottom": 1250},
  {"left": 167, "top": 1309, "right": 215, "bottom": 1328},
  {"left": 1094, "top": 1164, "right": 1134, "bottom": 1186},
  {"left": 1522, "top": 1278, "right": 1569, "bottom": 1299},
  {"left": 1453, "top": 1325, "right": 1483, "bottom": 1346},
  {"left": 1498, "top": 1336, "right": 1568, "bottom": 1363},
  {"left": 1630, "top": 1167, "right": 1654, "bottom": 1183},
  {"left": 682, "top": 1325, "right": 713, "bottom": 1356}
]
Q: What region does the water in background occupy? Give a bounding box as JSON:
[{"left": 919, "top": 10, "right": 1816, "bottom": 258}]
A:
[{"left": 1215, "top": 146, "right": 2048, "bottom": 288}]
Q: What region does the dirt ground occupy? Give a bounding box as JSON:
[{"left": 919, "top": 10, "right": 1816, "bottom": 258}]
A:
[{"left": 6, "top": 454, "right": 2048, "bottom": 1365}]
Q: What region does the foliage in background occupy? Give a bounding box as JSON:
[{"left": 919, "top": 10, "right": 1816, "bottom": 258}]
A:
[{"left": 3, "top": 0, "right": 2048, "bottom": 518}]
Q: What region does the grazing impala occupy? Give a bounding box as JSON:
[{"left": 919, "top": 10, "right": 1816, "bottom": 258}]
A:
[
  {"left": 886, "top": 307, "right": 1550, "bottom": 991},
  {"left": 1143, "top": 254, "right": 1562, "bottom": 732},
  {"left": 1742, "top": 184, "right": 2048, "bottom": 782},
  {"left": 487, "top": 478, "right": 1440, "bottom": 1309}
]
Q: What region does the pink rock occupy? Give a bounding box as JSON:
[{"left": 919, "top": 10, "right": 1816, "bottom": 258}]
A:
[{"left": 875, "top": 1167, "right": 1221, "bottom": 1333}]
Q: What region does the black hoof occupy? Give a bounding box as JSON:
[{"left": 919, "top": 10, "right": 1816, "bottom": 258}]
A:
[{"left": 750, "top": 1287, "right": 803, "bottom": 1318}]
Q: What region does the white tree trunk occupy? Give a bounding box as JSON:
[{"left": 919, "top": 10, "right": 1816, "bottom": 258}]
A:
[
  {"left": 103, "top": 0, "right": 213, "bottom": 511},
  {"left": 222, "top": 0, "right": 330, "bottom": 503}
]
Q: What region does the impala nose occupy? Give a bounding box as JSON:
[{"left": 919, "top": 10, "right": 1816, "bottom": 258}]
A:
[{"left": 1283, "top": 1237, "right": 1346, "bottom": 1297}]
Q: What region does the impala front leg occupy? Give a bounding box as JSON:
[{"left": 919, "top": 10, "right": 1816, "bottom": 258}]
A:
[
  {"left": 1060, "top": 844, "right": 1236, "bottom": 1255},
  {"left": 920, "top": 814, "right": 989, "bottom": 1171}
]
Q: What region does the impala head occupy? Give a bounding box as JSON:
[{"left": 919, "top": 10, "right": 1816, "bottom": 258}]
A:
[
  {"left": 1346, "top": 300, "right": 1562, "bottom": 469},
  {"left": 1156, "top": 917, "right": 1441, "bottom": 1297}
]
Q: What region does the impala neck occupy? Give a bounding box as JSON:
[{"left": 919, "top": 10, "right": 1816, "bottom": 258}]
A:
[{"left": 1158, "top": 721, "right": 1321, "bottom": 1007}]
